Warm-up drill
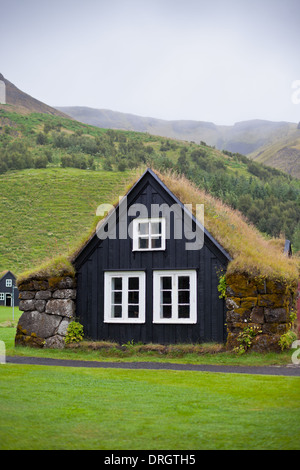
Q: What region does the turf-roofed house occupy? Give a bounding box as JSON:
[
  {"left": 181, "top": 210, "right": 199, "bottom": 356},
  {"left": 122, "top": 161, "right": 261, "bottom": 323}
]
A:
[
  {"left": 0, "top": 271, "right": 19, "bottom": 307},
  {"left": 16, "top": 169, "right": 299, "bottom": 351}
]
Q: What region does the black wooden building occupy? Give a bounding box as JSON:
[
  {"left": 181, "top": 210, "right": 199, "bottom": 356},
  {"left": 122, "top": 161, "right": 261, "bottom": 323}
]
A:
[
  {"left": 74, "top": 169, "right": 231, "bottom": 344},
  {"left": 0, "top": 271, "right": 19, "bottom": 307}
]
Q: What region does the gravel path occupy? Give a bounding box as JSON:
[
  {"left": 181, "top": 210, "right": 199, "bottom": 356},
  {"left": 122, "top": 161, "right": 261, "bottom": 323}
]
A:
[{"left": 6, "top": 355, "right": 300, "bottom": 376}]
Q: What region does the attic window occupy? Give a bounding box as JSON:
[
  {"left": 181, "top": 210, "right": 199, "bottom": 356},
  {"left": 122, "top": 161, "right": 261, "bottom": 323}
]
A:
[
  {"left": 153, "top": 270, "right": 197, "bottom": 324},
  {"left": 133, "top": 218, "right": 166, "bottom": 251},
  {"left": 104, "top": 271, "right": 145, "bottom": 323},
  {"left": 6, "top": 279, "right": 12, "bottom": 288}
]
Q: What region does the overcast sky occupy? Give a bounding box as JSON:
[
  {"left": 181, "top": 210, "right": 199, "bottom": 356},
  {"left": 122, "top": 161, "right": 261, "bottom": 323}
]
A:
[{"left": 1, "top": 0, "right": 299, "bottom": 125}]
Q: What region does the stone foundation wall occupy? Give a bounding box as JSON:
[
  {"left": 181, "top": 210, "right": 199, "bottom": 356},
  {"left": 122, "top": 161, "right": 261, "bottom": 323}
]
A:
[
  {"left": 226, "top": 273, "right": 298, "bottom": 352},
  {"left": 15, "top": 276, "right": 76, "bottom": 349}
]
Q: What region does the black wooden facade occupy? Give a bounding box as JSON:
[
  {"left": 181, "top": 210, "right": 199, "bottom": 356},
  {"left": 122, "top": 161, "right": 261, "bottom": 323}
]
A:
[
  {"left": 0, "top": 271, "right": 19, "bottom": 307},
  {"left": 74, "top": 169, "right": 231, "bottom": 344}
]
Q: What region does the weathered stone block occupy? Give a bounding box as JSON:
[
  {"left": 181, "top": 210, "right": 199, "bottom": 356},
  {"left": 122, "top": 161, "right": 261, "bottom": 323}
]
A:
[
  {"left": 250, "top": 307, "right": 264, "bottom": 324},
  {"left": 264, "top": 308, "right": 288, "bottom": 323},
  {"left": 57, "top": 318, "right": 71, "bottom": 336},
  {"left": 251, "top": 334, "right": 281, "bottom": 352},
  {"left": 19, "top": 291, "right": 35, "bottom": 300},
  {"left": 226, "top": 273, "right": 257, "bottom": 297},
  {"left": 240, "top": 297, "right": 257, "bottom": 309},
  {"left": 44, "top": 335, "right": 65, "bottom": 349},
  {"left": 258, "top": 294, "right": 286, "bottom": 308},
  {"left": 19, "top": 299, "right": 35, "bottom": 311},
  {"left": 34, "top": 299, "right": 46, "bottom": 313},
  {"left": 17, "top": 311, "right": 62, "bottom": 339},
  {"left": 52, "top": 289, "right": 76, "bottom": 300},
  {"left": 45, "top": 299, "right": 75, "bottom": 318},
  {"left": 35, "top": 290, "right": 52, "bottom": 300},
  {"left": 226, "top": 297, "right": 240, "bottom": 310}
]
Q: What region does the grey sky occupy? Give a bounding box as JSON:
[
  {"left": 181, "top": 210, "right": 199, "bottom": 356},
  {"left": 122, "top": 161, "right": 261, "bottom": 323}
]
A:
[{"left": 1, "top": 0, "right": 299, "bottom": 124}]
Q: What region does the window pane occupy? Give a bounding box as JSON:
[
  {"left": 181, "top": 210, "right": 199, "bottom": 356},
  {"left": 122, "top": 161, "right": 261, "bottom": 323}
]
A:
[
  {"left": 161, "top": 305, "right": 172, "bottom": 319},
  {"left": 112, "top": 277, "right": 122, "bottom": 290},
  {"left": 138, "top": 222, "right": 149, "bottom": 235},
  {"left": 162, "top": 290, "right": 172, "bottom": 304},
  {"left": 128, "top": 291, "right": 139, "bottom": 304},
  {"left": 178, "top": 305, "right": 190, "bottom": 319},
  {"left": 128, "top": 305, "right": 139, "bottom": 318},
  {"left": 112, "top": 291, "right": 122, "bottom": 304},
  {"left": 151, "top": 236, "right": 162, "bottom": 249},
  {"left": 178, "top": 291, "right": 190, "bottom": 304},
  {"left": 178, "top": 276, "right": 190, "bottom": 290},
  {"left": 151, "top": 222, "right": 162, "bottom": 235},
  {"left": 112, "top": 305, "right": 122, "bottom": 318},
  {"left": 139, "top": 238, "right": 149, "bottom": 249},
  {"left": 129, "top": 277, "right": 139, "bottom": 290},
  {"left": 161, "top": 277, "right": 172, "bottom": 290}
]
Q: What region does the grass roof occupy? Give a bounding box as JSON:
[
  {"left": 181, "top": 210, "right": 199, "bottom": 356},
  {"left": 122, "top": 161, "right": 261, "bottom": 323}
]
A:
[
  {"left": 17, "top": 168, "right": 299, "bottom": 286},
  {"left": 157, "top": 170, "right": 299, "bottom": 284}
]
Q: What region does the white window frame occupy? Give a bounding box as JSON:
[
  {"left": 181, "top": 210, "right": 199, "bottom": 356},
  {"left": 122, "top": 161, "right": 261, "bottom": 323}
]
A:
[
  {"left": 0, "top": 293, "right": 4, "bottom": 301},
  {"left": 153, "top": 270, "right": 197, "bottom": 324},
  {"left": 104, "top": 271, "right": 146, "bottom": 323},
  {"left": 132, "top": 218, "right": 166, "bottom": 252},
  {"left": 6, "top": 279, "right": 12, "bottom": 288}
]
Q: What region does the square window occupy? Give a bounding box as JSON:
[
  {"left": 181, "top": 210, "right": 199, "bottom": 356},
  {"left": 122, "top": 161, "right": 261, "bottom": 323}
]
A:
[
  {"left": 6, "top": 279, "right": 12, "bottom": 288},
  {"left": 153, "top": 270, "right": 197, "bottom": 324},
  {"left": 133, "top": 218, "right": 166, "bottom": 251},
  {"left": 104, "top": 272, "right": 145, "bottom": 323}
]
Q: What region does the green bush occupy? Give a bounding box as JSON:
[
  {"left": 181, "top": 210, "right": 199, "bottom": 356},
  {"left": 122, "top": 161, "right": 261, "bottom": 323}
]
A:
[{"left": 65, "top": 321, "right": 84, "bottom": 344}]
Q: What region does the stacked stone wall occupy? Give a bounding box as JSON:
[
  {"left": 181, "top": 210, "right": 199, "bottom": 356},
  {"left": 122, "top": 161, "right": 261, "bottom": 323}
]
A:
[
  {"left": 226, "top": 273, "right": 298, "bottom": 352},
  {"left": 15, "top": 276, "right": 76, "bottom": 349}
]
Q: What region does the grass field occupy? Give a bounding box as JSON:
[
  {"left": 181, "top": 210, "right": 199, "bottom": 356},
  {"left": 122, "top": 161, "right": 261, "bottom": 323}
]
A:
[
  {"left": 1, "top": 307, "right": 299, "bottom": 450},
  {"left": 1, "top": 362, "right": 299, "bottom": 450},
  {"left": 0, "top": 168, "right": 137, "bottom": 274}
]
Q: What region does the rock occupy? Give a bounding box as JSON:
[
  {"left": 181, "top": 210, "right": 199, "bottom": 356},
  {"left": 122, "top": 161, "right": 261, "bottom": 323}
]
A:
[
  {"left": 35, "top": 290, "right": 52, "bottom": 300},
  {"left": 264, "top": 308, "right": 288, "bottom": 323},
  {"left": 57, "top": 318, "right": 71, "bottom": 336},
  {"left": 250, "top": 307, "right": 264, "bottom": 324},
  {"left": 17, "top": 311, "right": 62, "bottom": 338},
  {"left": 44, "top": 335, "right": 65, "bottom": 349},
  {"left": 34, "top": 299, "right": 46, "bottom": 313},
  {"left": 45, "top": 299, "right": 75, "bottom": 318},
  {"left": 19, "top": 299, "right": 35, "bottom": 311},
  {"left": 226, "top": 297, "right": 240, "bottom": 310},
  {"left": 19, "top": 291, "right": 35, "bottom": 300},
  {"left": 258, "top": 294, "right": 285, "bottom": 308},
  {"left": 251, "top": 334, "right": 281, "bottom": 352},
  {"left": 52, "top": 289, "right": 76, "bottom": 299}
]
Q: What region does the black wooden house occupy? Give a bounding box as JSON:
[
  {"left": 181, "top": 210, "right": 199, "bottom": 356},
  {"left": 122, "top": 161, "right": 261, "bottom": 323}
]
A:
[
  {"left": 74, "top": 169, "right": 231, "bottom": 344},
  {"left": 0, "top": 271, "right": 19, "bottom": 307}
]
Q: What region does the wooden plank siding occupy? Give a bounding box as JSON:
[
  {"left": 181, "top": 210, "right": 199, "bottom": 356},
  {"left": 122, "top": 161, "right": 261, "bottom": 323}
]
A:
[{"left": 75, "top": 169, "right": 230, "bottom": 344}]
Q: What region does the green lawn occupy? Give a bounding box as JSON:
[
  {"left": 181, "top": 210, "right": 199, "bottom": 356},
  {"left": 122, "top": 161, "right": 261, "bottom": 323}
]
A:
[
  {"left": 0, "top": 364, "right": 299, "bottom": 450},
  {"left": 0, "top": 306, "right": 299, "bottom": 450}
]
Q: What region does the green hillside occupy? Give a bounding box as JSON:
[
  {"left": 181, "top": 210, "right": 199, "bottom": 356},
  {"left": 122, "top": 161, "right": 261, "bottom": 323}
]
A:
[
  {"left": 0, "top": 168, "right": 136, "bottom": 274},
  {"left": 0, "top": 108, "right": 299, "bottom": 277}
]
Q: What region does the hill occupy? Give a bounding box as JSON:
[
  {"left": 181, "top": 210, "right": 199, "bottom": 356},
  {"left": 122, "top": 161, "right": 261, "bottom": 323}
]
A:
[
  {"left": 0, "top": 168, "right": 137, "bottom": 274},
  {"left": 0, "top": 73, "right": 68, "bottom": 117},
  {"left": 249, "top": 127, "right": 300, "bottom": 178},
  {"left": 0, "top": 108, "right": 299, "bottom": 263},
  {"left": 57, "top": 106, "right": 300, "bottom": 178}
]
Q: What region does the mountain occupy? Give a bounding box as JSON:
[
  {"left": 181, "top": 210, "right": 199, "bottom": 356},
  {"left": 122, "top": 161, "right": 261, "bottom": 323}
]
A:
[
  {"left": 0, "top": 73, "right": 68, "bottom": 117},
  {"left": 57, "top": 106, "right": 300, "bottom": 178}
]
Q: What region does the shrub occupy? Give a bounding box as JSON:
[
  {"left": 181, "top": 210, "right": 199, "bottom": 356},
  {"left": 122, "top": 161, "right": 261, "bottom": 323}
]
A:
[{"left": 65, "top": 321, "right": 84, "bottom": 344}]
